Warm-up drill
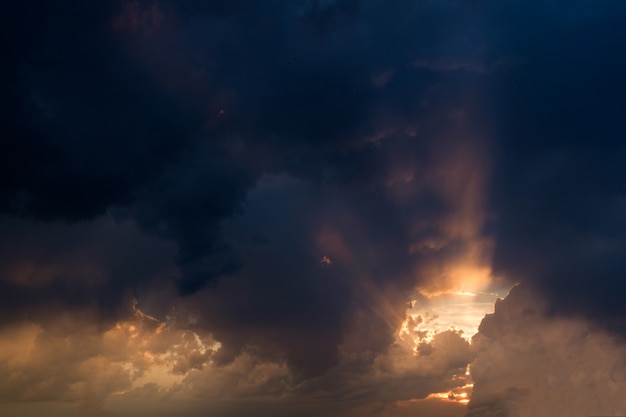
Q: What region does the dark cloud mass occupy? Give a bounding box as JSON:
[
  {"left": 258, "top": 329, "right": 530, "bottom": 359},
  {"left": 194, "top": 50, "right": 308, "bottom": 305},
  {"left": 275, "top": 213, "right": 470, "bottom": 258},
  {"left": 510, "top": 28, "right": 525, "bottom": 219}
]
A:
[
  {"left": 2, "top": 0, "right": 626, "bottom": 415},
  {"left": 487, "top": 0, "right": 626, "bottom": 328}
]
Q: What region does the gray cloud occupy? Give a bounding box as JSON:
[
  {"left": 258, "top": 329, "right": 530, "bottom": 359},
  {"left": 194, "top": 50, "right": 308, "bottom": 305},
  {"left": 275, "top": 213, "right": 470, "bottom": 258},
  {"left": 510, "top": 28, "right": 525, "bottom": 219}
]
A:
[{"left": 468, "top": 285, "right": 626, "bottom": 417}]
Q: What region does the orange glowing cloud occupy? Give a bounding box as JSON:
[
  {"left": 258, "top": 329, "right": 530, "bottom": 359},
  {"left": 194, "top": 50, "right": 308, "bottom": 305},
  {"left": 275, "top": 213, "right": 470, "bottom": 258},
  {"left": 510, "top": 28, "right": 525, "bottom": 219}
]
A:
[{"left": 408, "top": 135, "right": 495, "bottom": 297}]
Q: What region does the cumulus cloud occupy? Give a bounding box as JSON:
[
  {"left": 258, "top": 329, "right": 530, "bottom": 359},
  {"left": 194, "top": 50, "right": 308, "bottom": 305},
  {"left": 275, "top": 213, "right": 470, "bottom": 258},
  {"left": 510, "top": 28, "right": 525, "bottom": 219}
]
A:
[
  {"left": 468, "top": 285, "right": 626, "bottom": 417},
  {"left": 0, "top": 294, "right": 478, "bottom": 417},
  {"left": 0, "top": 299, "right": 225, "bottom": 407}
]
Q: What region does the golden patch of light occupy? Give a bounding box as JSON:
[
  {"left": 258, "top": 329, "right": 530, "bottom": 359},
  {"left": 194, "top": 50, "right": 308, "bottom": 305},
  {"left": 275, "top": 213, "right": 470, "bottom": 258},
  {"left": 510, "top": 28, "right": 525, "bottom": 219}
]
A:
[
  {"left": 396, "top": 277, "right": 510, "bottom": 408},
  {"left": 396, "top": 126, "right": 499, "bottom": 409},
  {"left": 453, "top": 291, "right": 477, "bottom": 297},
  {"left": 398, "top": 288, "right": 502, "bottom": 345},
  {"left": 413, "top": 137, "right": 494, "bottom": 295},
  {"left": 425, "top": 383, "right": 474, "bottom": 405},
  {"left": 395, "top": 382, "right": 474, "bottom": 407},
  {"left": 105, "top": 303, "right": 225, "bottom": 396},
  {"left": 193, "top": 332, "right": 207, "bottom": 354},
  {"left": 417, "top": 264, "right": 492, "bottom": 298}
]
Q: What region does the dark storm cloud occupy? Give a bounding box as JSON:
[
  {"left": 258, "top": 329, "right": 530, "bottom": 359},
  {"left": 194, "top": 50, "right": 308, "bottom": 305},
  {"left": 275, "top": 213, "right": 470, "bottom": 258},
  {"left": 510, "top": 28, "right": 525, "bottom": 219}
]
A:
[
  {"left": 4, "top": 2, "right": 626, "bottom": 417},
  {"left": 1, "top": 2, "right": 194, "bottom": 219},
  {"left": 1, "top": 0, "right": 256, "bottom": 309},
  {"left": 6, "top": 0, "right": 626, "bottom": 395},
  {"left": 0, "top": 0, "right": 257, "bottom": 303},
  {"left": 1, "top": 0, "right": 494, "bottom": 368},
  {"left": 0, "top": 215, "right": 177, "bottom": 326},
  {"left": 485, "top": 0, "right": 626, "bottom": 330},
  {"left": 183, "top": 174, "right": 422, "bottom": 375}
]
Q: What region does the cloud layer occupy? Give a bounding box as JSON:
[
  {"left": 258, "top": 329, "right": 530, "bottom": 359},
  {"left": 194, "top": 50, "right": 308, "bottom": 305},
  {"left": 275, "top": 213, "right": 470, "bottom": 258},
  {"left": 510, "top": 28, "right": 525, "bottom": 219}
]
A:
[{"left": 2, "top": 0, "right": 626, "bottom": 415}]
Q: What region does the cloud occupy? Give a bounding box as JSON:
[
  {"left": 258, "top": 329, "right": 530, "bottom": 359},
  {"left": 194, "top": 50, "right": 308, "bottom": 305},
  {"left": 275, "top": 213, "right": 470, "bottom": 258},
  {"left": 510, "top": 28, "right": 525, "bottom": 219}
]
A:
[
  {"left": 1, "top": 0, "right": 494, "bottom": 302},
  {"left": 0, "top": 294, "right": 476, "bottom": 417},
  {"left": 0, "top": 215, "right": 178, "bottom": 326},
  {"left": 1, "top": 0, "right": 496, "bottom": 407},
  {"left": 0, "top": 298, "right": 228, "bottom": 408},
  {"left": 486, "top": 0, "right": 626, "bottom": 329},
  {"left": 3, "top": 0, "right": 626, "bottom": 415},
  {"left": 468, "top": 285, "right": 626, "bottom": 417}
]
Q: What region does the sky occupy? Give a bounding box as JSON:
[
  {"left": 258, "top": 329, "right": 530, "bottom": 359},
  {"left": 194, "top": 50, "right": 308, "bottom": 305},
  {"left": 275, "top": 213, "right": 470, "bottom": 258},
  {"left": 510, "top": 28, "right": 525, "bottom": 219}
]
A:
[{"left": 2, "top": 1, "right": 626, "bottom": 416}]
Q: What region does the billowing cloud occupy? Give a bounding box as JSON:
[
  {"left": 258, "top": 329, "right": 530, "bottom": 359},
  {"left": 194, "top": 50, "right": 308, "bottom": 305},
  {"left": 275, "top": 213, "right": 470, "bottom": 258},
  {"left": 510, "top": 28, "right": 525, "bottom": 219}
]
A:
[
  {"left": 468, "top": 285, "right": 626, "bottom": 417},
  {"left": 0, "top": 295, "right": 475, "bottom": 417},
  {"left": 2, "top": 0, "right": 626, "bottom": 416}
]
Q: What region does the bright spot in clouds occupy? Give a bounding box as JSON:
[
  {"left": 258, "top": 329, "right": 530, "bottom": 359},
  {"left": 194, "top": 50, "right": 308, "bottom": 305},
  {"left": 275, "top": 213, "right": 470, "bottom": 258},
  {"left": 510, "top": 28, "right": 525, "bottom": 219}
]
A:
[
  {"left": 397, "top": 266, "right": 513, "bottom": 408},
  {"left": 403, "top": 290, "right": 507, "bottom": 343}
]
